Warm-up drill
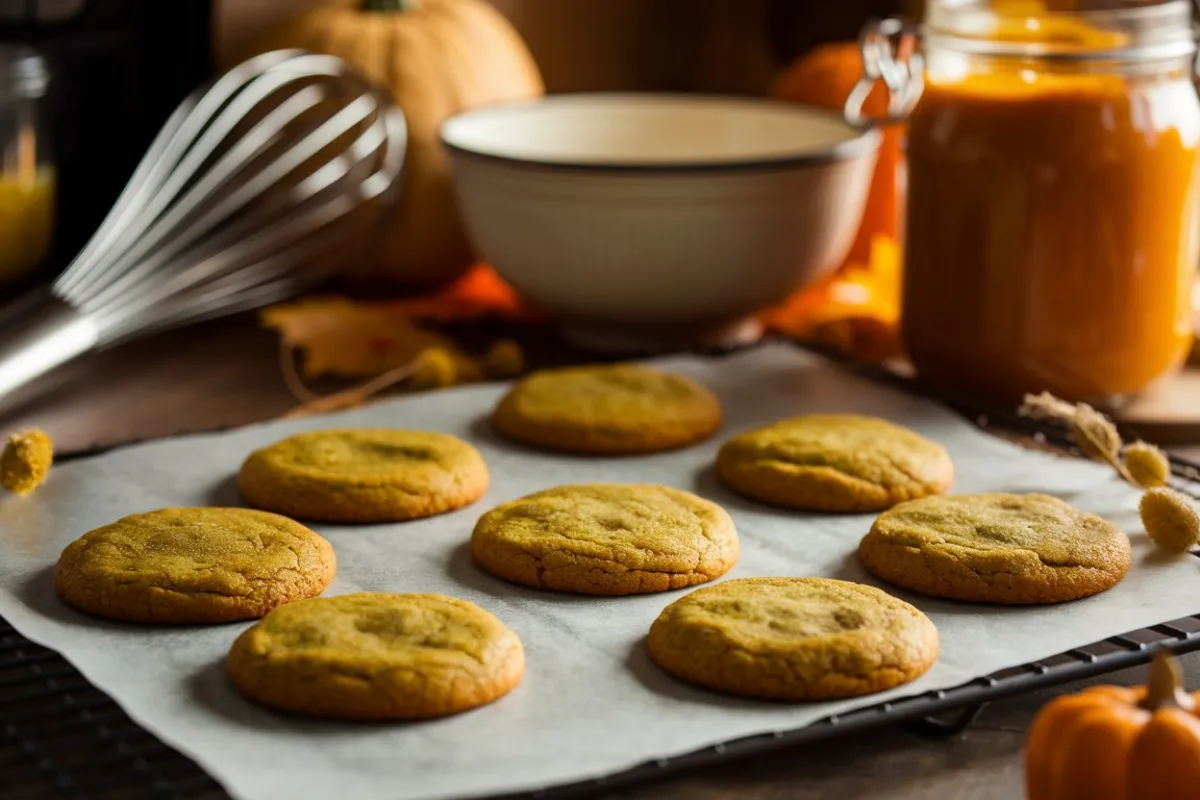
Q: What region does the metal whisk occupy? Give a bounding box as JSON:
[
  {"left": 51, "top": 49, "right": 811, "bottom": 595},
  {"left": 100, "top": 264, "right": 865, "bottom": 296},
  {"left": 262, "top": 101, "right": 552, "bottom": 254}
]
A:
[{"left": 0, "top": 49, "right": 407, "bottom": 406}]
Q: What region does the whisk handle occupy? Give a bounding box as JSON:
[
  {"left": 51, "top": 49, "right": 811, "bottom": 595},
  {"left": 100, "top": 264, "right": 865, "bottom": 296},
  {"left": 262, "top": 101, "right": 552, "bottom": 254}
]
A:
[{"left": 0, "top": 291, "right": 98, "bottom": 408}]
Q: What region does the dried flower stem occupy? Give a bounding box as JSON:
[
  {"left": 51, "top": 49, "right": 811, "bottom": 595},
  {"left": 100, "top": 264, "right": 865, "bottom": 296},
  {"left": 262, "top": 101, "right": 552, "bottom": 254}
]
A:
[
  {"left": 279, "top": 342, "right": 319, "bottom": 403},
  {"left": 1019, "top": 392, "right": 1139, "bottom": 485},
  {"left": 1019, "top": 391, "right": 1078, "bottom": 422},
  {"left": 1021, "top": 392, "right": 1200, "bottom": 554},
  {"left": 1140, "top": 650, "right": 1195, "bottom": 712},
  {"left": 282, "top": 360, "right": 416, "bottom": 419}
]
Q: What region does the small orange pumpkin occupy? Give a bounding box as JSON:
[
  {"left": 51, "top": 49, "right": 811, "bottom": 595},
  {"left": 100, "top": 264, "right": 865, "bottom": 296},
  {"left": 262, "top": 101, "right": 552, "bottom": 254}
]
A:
[
  {"left": 1026, "top": 651, "right": 1200, "bottom": 800},
  {"left": 771, "top": 41, "right": 903, "bottom": 267}
]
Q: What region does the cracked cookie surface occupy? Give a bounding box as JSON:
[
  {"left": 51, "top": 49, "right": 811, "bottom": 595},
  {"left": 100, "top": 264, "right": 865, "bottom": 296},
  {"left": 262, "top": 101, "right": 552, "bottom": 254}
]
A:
[
  {"left": 492, "top": 365, "right": 722, "bottom": 454},
  {"left": 648, "top": 577, "right": 938, "bottom": 700},
  {"left": 716, "top": 414, "right": 954, "bottom": 512},
  {"left": 227, "top": 592, "right": 525, "bottom": 720},
  {"left": 859, "top": 493, "right": 1131, "bottom": 604},
  {"left": 470, "top": 484, "right": 739, "bottom": 595},
  {"left": 54, "top": 508, "right": 335, "bottom": 623},
  {"left": 238, "top": 428, "right": 489, "bottom": 523}
]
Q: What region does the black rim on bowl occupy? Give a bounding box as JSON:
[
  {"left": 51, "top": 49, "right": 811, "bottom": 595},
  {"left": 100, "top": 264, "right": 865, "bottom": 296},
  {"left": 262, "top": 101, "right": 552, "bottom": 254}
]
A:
[{"left": 439, "top": 93, "right": 882, "bottom": 175}]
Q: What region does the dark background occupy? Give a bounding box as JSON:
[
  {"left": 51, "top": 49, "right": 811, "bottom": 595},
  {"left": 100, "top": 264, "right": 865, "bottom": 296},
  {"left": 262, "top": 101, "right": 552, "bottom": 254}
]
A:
[
  {"left": 0, "top": 0, "right": 211, "bottom": 285},
  {"left": 0, "top": 0, "right": 900, "bottom": 290}
]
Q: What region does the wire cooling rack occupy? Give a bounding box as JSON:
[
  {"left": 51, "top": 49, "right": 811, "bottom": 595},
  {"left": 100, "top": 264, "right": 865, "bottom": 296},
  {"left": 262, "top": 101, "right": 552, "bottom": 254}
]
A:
[
  {"left": 5, "top": 353, "right": 1200, "bottom": 800},
  {"left": 7, "top": 611, "right": 1200, "bottom": 800}
]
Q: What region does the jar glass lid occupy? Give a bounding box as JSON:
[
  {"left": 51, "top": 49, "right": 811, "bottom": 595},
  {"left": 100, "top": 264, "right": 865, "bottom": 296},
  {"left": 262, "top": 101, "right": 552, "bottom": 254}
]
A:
[{"left": 926, "top": 0, "right": 1197, "bottom": 61}]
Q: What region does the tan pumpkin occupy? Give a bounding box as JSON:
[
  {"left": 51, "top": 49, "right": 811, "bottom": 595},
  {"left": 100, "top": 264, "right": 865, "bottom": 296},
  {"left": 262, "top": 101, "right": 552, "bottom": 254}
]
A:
[
  {"left": 1026, "top": 651, "right": 1200, "bottom": 800},
  {"left": 240, "top": 0, "right": 544, "bottom": 288}
]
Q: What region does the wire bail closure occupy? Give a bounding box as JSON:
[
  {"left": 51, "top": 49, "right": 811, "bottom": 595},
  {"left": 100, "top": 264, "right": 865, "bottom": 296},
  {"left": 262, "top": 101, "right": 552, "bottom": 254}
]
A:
[{"left": 845, "top": 17, "right": 924, "bottom": 128}]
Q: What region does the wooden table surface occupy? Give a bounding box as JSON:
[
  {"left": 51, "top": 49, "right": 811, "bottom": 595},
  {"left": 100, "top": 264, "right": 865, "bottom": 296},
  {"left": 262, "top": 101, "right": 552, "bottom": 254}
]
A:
[{"left": 0, "top": 314, "right": 1194, "bottom": 800}]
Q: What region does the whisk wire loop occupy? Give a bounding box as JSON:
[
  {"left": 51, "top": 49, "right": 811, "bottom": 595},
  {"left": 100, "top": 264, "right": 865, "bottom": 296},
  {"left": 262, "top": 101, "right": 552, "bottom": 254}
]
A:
[{"left": 0, "top": 50, "right": 406, "bottom": 407}]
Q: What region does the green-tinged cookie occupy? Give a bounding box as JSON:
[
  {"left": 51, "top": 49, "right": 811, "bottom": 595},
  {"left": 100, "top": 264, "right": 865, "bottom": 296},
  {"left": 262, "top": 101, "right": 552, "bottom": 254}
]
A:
[
  {"left": 717, "top": 414, "right": 954, "bottom": 512},
  {"left": 492, "top": 364, "right": 722, "bottom": 454},
  {"left": 648, "top": 577, "right": 939, "bottom": 701},
  {"left": 54, "top": 507, "right": 335, "bottom": 623},
  {"left": 859, "top": 493, "right": 1131, "bottom": 604},
  {"left": 238, "top": 428, "right": 489, "bottom": 523},
  {"left": 471, "top": 483, "right": 739, "bottom": 595},
  {"left": 227, "top": 593, "right": 525, "bottom": 720}
]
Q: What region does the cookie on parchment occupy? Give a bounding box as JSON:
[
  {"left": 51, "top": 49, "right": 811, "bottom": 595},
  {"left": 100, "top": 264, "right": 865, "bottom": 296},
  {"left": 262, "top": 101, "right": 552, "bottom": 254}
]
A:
[
  {"left": 471, "top": 483, "right": 739, "bottom": 595},
  {"left": 858, "top": 493, "right": 1131, "bottom": 604},
  {"left": 716, "top": 414, "right": 954, "bottom": 512},
  {"left": 227, "top": 593, "right": 525, "bottom": 720},
  {"left": 648, "top": 577, "right": 939, "bottom": 701},
  {"left": 54, "top": 507, "right": 335, "bottom": 623},
  {"left": 492, "top": 364, "right": 722, "bottom": 455},
  {"left": 238, "top": 428, "right": 488, "bottom": 523}
]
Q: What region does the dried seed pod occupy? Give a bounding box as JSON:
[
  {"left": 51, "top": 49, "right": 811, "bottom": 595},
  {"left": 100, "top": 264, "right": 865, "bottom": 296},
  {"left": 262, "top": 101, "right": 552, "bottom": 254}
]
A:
[
  {"left": 484, "top": 339, "right": 526, "bottom": 380},
  {"left": 1019, "top": 391, "right": 1077, "bottom": 422},
  {"left": 0, "top": 428, "right": 53, "bottom": 496},
  {"left": 1122, "top": 441, "right": 1171, "bottom": 489},
  {"left": 1070, "top": 404, "right": 1124, "bottom": 467},
  {"left": 452, "top": 354, "right": 485, "bottom": 385},
  {"left": 409, "top": 347, "right": 459, "bottom": 389},
  {"left": 1140, "top": 487, "right": 1200, "bottom": 553}
]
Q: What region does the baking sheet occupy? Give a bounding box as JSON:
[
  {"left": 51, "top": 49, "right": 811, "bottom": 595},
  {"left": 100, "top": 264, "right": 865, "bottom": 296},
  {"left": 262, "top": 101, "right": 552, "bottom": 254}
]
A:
[{"left": 0, "top": 344, "right": 1193, "bottom": 800}]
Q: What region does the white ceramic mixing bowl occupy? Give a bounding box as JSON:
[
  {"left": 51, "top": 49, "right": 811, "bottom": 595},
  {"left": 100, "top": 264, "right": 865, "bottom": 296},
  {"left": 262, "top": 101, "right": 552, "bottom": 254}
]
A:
[{"left": 441, "top": 93, "right": 879, "bottom": 350}]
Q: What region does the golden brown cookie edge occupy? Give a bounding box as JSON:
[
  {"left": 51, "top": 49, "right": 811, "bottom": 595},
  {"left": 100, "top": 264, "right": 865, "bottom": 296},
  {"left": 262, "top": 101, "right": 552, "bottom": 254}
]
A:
[
  {"left": 857, "top": 497, "right": 1133, "bottom": 604},
  {"left": 225, "top": 594, "right": 526, "bottom": 720},
  {"left": 469, "top": 484, "right": 740, "bottom": 596},
  {"left": 53, "top": 509, "right": 337, "bottom": 624},
  {"left": 715, "top": 425, "right": 955, "bottom": 513},
  {"left": 236, "top": 433, "right": 491, "bottom": 523},
  {"left": 646, "top": 577, "right": 940, "bottom": 701}
]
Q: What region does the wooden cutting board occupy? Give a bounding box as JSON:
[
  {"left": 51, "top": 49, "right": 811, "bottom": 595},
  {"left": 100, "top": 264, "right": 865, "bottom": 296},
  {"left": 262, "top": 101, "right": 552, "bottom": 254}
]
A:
[
  {"left": 875, "top": 353, "right": 1200, "bottom": 446},
  {"left": 1113, "top": 366, "right": 1200, "bottom": 444}
]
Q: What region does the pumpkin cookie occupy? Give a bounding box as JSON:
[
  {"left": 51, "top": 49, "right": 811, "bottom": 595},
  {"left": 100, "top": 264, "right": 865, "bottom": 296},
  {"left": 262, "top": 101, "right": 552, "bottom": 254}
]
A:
[
  {"left": 648, "top": 577, "right": 938, "bottom": 701},
  {"left": 54, "top": 508, "right": 335, "bottom": 624},
  {"left": 471, "top": 483, "right": 739, "bottom": 595},
  {"left": 859, "top": 493, "right": 1132, "bottom": 604},
  {"left": 492, "top": 364, "right": 722, "bottom": 455},
  {"left": 716, "top": 414, "right": 954, "bottom": 512},
  {"left": 227, "top": 593, "right": 525, "bottom": 720},
  {"left": 238, "top": 428, "right": 489, "bottom": 523}
]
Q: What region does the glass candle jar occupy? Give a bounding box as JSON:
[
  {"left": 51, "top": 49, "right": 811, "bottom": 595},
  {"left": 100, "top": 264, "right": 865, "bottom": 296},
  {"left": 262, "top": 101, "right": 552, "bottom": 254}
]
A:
[
  {"left": 0, "top": 46, "right": 52, "bottom": 286},
  {"left": 858, "top": 0, "right": 1200, "bottom": 404}
]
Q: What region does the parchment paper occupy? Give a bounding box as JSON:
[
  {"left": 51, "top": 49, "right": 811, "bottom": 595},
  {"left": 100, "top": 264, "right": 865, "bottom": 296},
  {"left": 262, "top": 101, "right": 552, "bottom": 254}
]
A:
[{"left": 0, "top": 344, "right": 1194, "bottom": 800}]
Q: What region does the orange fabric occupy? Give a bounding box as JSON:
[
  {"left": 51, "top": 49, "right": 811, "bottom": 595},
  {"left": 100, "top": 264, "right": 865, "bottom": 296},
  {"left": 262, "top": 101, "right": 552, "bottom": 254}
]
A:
[
  {"left": 264, "top": 249, "right": 905, "bottom": 381},
  {"left": 761, "top": 236, "right": 902, "bottom": 361},
  {"left": 385, "top": 264, "right": 538, "bottom": 322}
]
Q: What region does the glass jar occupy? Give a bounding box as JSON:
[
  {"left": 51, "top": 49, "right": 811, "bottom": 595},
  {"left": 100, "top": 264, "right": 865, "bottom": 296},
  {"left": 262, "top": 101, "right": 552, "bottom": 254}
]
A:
[
  {"left": 0, "top": 45, "right": 52, "bottom": 286},
  {"left": 857, "top": 1, "right": 1200, "bottom": 404}
]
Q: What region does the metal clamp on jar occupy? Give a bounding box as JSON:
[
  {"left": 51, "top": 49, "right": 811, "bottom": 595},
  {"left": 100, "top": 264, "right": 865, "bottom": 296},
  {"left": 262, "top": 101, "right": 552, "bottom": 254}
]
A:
[{"left": 848, "top": 0, "right": 1200, "bottom": 405}]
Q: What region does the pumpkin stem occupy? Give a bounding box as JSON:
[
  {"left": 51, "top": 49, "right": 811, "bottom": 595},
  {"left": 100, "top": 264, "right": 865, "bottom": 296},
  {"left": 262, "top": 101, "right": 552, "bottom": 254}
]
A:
[
  {"left": 1140, "top": 651, "right": 1196, "bottom": 712},
  {"left": 363, "top": 0, "right": 415, "bottom": 11}
]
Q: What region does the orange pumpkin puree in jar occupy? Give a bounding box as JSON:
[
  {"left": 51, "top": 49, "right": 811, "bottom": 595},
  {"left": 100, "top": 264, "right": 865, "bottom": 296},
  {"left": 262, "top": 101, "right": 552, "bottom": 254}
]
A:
[{"left": 902, "top": 1, "right": 1200, "bottom": 403}]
